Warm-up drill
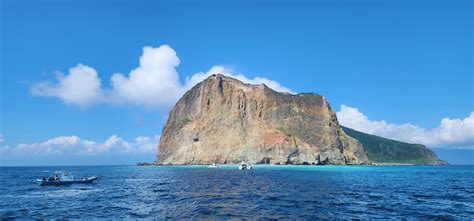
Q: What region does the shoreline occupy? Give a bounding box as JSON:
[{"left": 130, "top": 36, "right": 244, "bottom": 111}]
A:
[{"left": 136, "top": 162, "right": 450, "bottom": 167}]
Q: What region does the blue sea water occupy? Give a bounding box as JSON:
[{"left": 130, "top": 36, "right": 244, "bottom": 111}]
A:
[{"left": 1, "top": 165, "right": 473, "bottom": 219}]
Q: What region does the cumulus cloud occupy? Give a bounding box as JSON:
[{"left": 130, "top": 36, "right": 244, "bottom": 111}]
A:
[
  {"left": 184, "top": 65, "right": 294, "bottom": 93},
  {"left": 31, "top": 45, "right": 293, "bottom": 110},
  {"left": 0, "top": 134, "right": 159, "bottom": 156},
  {"left": 337, "top": 105, "right": 474, "bottom": 149},
  {"left": 109, "top": 45, "right": 183, "bottom": 109},
  {"left": 31, "top": 64, "right": 104, "bottom": 107}
]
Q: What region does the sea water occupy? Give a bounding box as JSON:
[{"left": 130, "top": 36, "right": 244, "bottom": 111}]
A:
[{"left": 1, "top": 165, "right": 473, "bottom": 219}]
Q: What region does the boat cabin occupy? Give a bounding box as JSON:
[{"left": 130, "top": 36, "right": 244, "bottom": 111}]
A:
[{"left": 54, "top": 171, "right": 74, "bottom": 181}]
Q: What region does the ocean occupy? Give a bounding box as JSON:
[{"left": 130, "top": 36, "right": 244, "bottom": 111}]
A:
[{"left": 1, "top": 165, "right": 473, "bottom": 219}]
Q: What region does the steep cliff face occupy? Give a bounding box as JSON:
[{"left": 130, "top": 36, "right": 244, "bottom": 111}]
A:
[{"left": 156, "top": 74, "right": 370, "bottom": 165}]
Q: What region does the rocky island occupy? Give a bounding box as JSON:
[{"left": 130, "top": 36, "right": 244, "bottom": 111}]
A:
[{"left": 156, "top": 74, "right": 370, "bottom": 165}]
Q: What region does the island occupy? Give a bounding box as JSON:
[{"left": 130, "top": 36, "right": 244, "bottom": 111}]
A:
[{"left": 153, "top": 74, "right": 445, "bottom": 165}]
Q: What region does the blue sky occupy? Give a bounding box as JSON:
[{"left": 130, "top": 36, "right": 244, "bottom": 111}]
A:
[{"left": 1, "top": 0, "right": 473, "bottom": 165}]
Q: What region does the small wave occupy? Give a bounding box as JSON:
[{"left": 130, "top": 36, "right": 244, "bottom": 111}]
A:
[{"left": 6, "top": 188, "right": 103, "bottom": 199}]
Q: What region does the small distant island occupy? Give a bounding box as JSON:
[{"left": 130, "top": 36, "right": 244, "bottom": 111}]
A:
[{"left": 148, "top": 74, "right": 446, "bottom": 166}]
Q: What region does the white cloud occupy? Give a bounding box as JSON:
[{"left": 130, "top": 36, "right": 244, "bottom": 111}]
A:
[
  {"left": 31, "top": 64, "right": 104, "bottom": 107},
  {"left": 184, "top": 65, "right": 294, "bottom": 93},
  {"left": 0, "top": 133, "right": 11, "bottom": 153},
  {"left": 337, "top": 105, "right": 474, "bottom": 149},
  {"left": 31, "top": 44, "right": 293, "bottom": 110},
  {"left": 1, "top": 134, "right": 159, "bottom": 156},
  {"left": 109, "top": 45, "right": 182, "bottom": 109}
]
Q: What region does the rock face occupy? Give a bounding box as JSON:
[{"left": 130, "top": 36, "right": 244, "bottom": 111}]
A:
[{"left": 156, "top": 74, "right": 370, "bottom": 165}]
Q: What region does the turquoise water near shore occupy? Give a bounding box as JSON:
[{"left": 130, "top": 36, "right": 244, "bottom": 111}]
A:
[{"left": 1, "top": 165, "right": 473, "bottom": 219}]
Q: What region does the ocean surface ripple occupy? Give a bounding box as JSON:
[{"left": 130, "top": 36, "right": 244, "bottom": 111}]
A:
[{"left": 1, "top": 165, "right": 473, "bottom": 219}]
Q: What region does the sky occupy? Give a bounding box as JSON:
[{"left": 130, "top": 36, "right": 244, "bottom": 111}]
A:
[{"left": 1, "top": 0, "right": 473, "bottom": 166}]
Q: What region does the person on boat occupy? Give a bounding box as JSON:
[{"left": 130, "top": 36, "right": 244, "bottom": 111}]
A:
[
  {"left": 42, "top": 177, "right": 46, "bottom": 181},
  {"left": 48, "top": 177, "right": 54, "bottom": 181}
]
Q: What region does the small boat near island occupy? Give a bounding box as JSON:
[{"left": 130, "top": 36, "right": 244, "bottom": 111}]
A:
[
  {"left": 36, "top": 171, "right": 99, "bottom": 186},
  {"left": 208, "top": 163, "right": 218, "bottom": 168},
  {"left": 239, "top": 162, "right": 252, "bottom": 170}
]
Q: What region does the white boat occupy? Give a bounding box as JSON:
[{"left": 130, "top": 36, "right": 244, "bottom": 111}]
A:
[
  {"left": 36, "top": 171, "right": 98, "bottom": 186},
  {"left": 239, "top": 162, "right": 252, "bottom": 170},
  {"left": 208, "top": 163, "right": 218, "bottom": 168}
]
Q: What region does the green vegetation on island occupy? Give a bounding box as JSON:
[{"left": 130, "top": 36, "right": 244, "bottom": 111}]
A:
[{"left": 342, "top": 126, "right": 445, "bottom": 165}]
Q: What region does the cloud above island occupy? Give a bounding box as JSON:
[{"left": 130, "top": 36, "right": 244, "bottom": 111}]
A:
[
  {"left": 337, "top": 105, "right": 474, "bottom": 149},
  {"left": 31, "top": 44, "right": 293, "bottom": 109},
  {"left": 183, "top": 65, "right": 293, "bottom": 94}
]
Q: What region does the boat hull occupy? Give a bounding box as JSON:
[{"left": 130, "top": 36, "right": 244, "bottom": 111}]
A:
[{"left": 37, "top": 177, "right": 98, "bottom": 186}]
